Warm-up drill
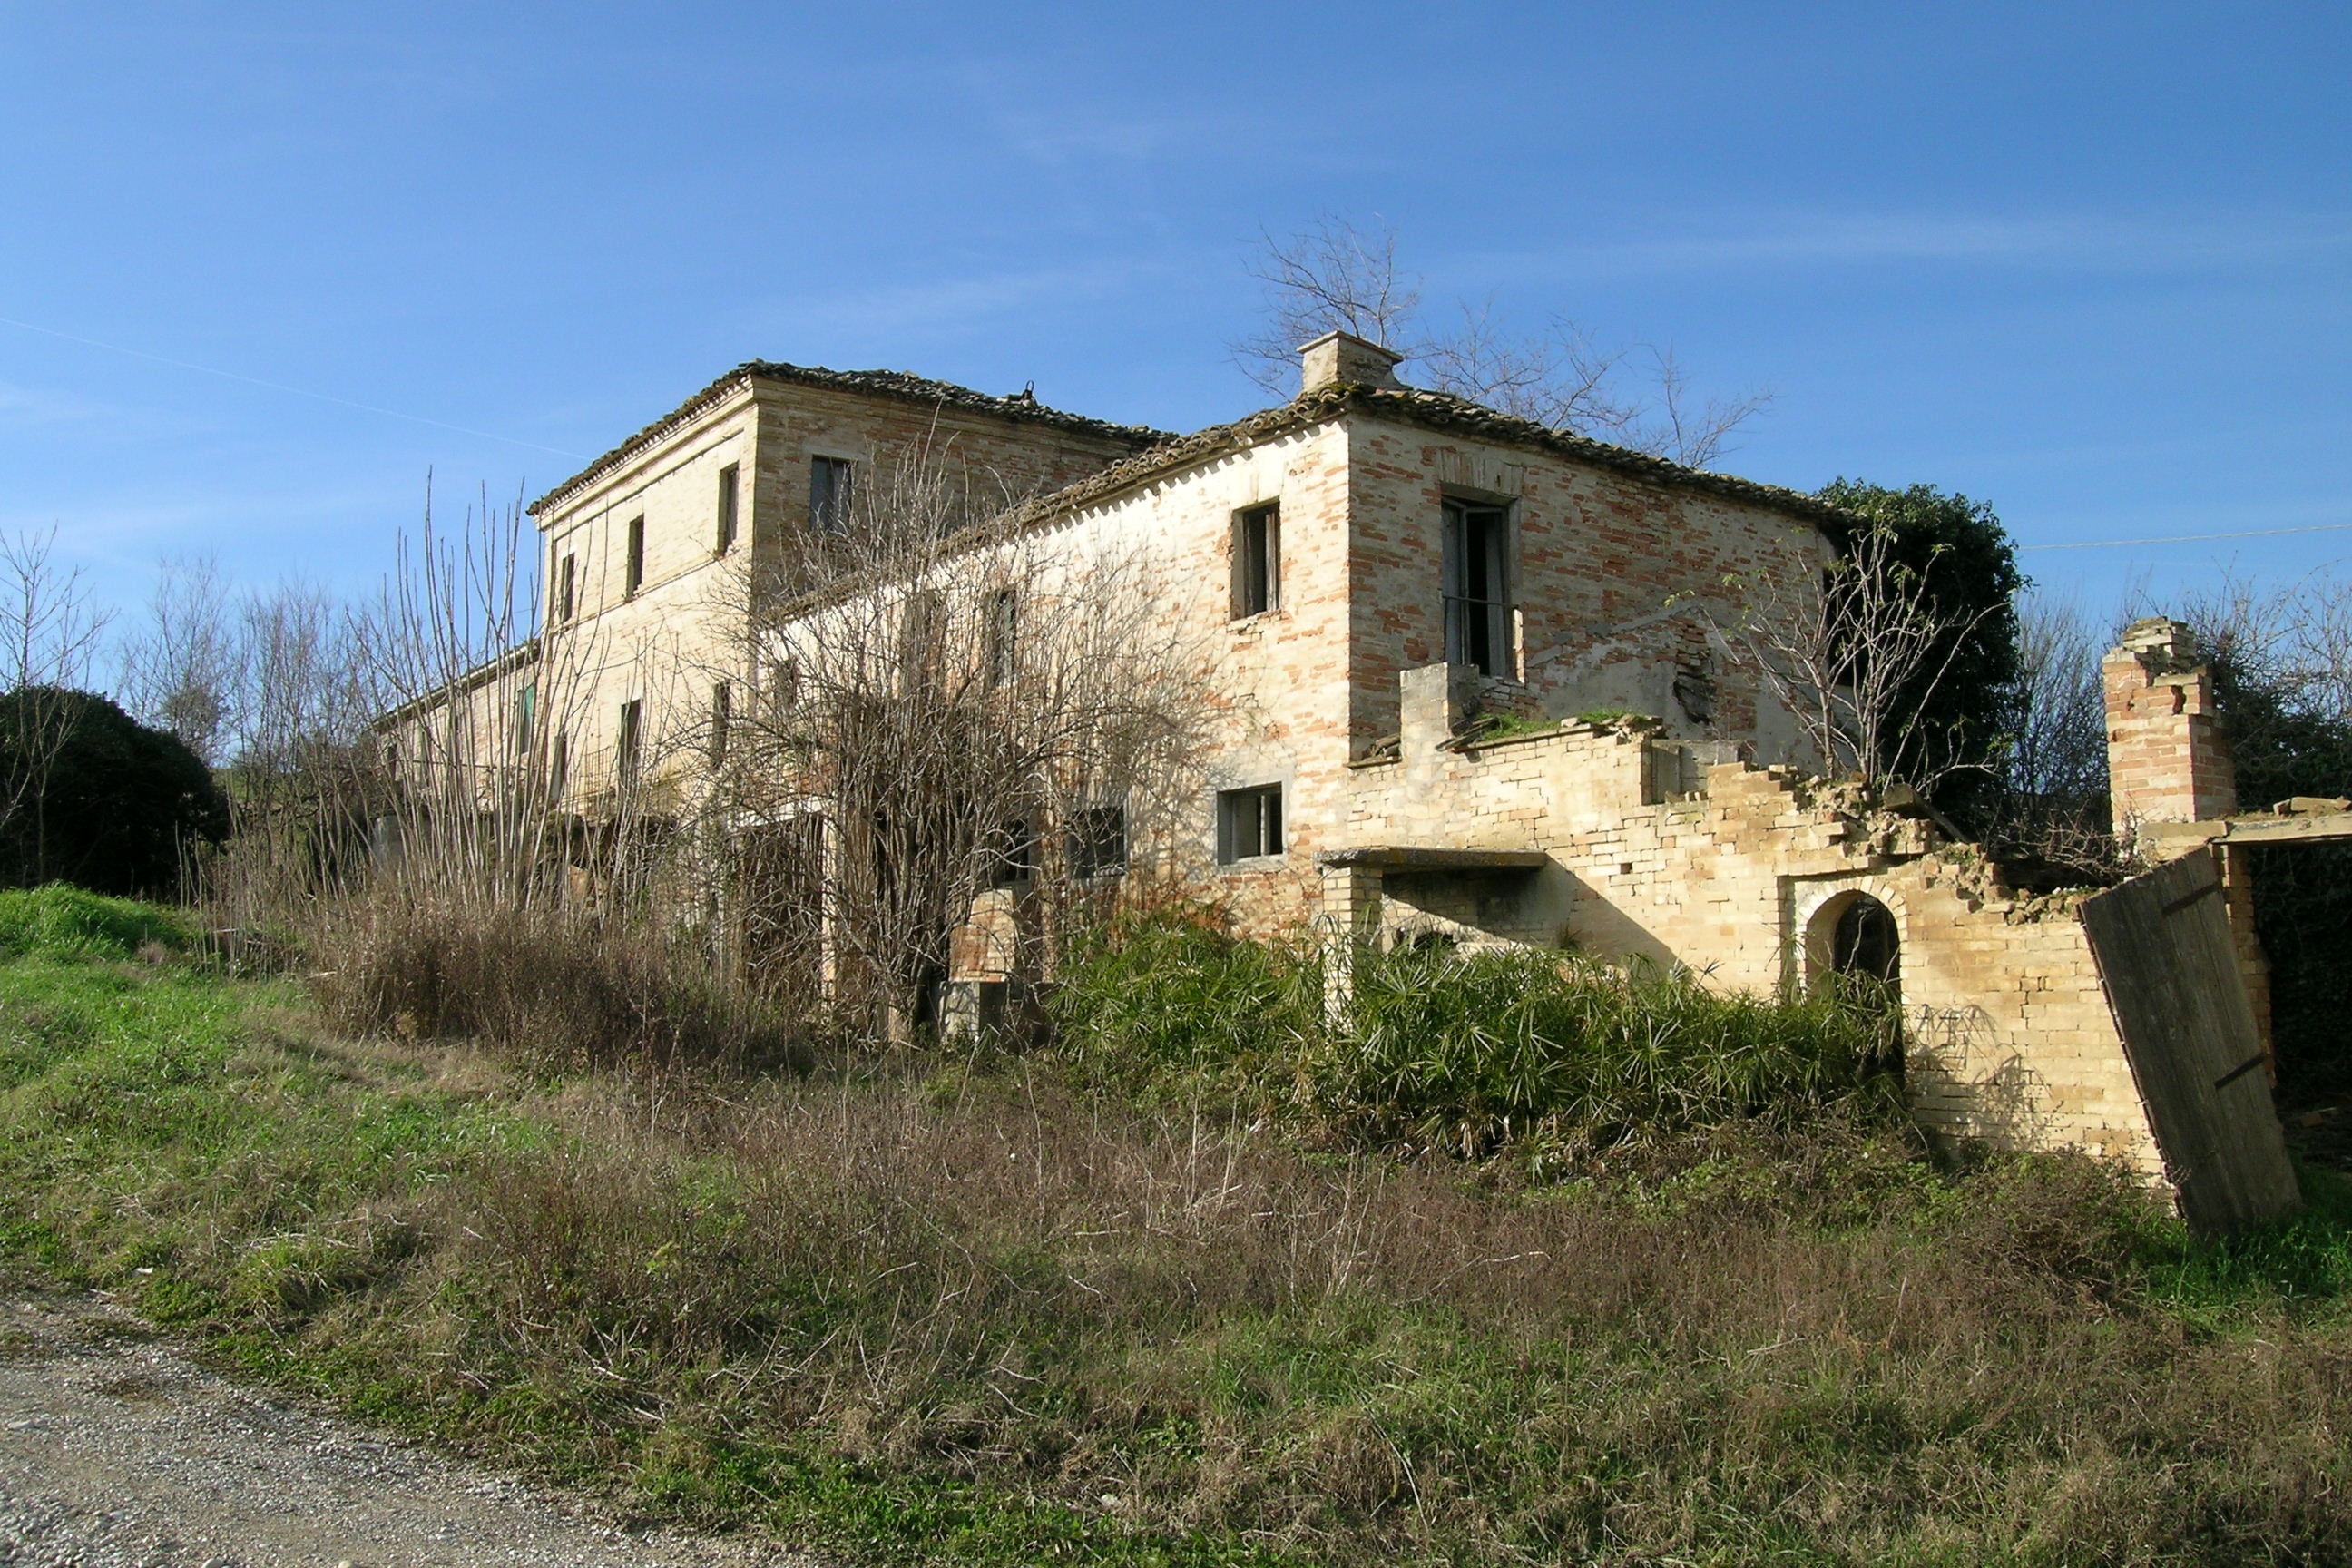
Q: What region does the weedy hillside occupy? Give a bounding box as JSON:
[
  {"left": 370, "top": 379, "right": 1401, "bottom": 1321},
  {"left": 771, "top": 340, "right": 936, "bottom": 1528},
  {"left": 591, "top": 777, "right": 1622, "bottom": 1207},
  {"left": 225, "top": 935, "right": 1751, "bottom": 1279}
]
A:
[{"left": 7, "top": 887, "right": 2352, "bottom": 1567}]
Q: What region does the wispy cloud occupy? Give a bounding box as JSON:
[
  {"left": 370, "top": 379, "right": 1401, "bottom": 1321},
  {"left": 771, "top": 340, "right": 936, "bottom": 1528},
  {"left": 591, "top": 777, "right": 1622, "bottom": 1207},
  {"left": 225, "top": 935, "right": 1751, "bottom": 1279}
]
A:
[
  {"left": 1477, "top": 211, "right": 2352, "bottom": 283},
  {"left": 740, "top": 256, "right": 1180, "bottom": 349},
  {"left": 0, "top": 380, "right": 114, "bottom": 431}
]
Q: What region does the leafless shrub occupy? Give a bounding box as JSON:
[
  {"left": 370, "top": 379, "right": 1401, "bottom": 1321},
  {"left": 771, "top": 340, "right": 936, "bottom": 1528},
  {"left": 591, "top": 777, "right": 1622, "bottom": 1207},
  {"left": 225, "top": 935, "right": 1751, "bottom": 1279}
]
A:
[
  {"left": 308, "top": 896, "right": 803, "bottom": 1075},
  {"left": 1232, "top": 213, "right": 1770, "bottom": 468}
]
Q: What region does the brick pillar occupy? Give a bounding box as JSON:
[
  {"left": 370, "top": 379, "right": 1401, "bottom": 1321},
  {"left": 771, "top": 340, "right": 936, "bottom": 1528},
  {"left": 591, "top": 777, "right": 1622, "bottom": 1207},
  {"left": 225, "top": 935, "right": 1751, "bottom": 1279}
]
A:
[
  {"left": 2101, "top": 617, "right": 2270, "bottom": 1072},
  {"left": 2102, "top": 617, "right": 2237, "bottom": 842},
  {"left": 1317, "top": 861, "right": 1385, "bottom": 1019}
]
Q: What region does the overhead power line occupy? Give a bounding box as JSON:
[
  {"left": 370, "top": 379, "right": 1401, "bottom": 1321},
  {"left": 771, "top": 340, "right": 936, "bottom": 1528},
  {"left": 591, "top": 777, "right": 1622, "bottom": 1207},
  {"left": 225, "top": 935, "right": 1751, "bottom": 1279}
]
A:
[
  {"left": 2019, "top": 521, "right": 2352, "bottom": 552},
  {"left": 0, "top": 313, "right": 585, "bottom": 460}
]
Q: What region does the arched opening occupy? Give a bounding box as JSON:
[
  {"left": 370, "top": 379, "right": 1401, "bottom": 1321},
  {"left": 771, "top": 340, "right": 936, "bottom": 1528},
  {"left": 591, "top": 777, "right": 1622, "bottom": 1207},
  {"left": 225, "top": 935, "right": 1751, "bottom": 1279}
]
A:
[
  {"left": 1829, "top": 894, "right": 1900, "bottom": 991},
  {"left": 1808, "top": 890, "right": 1905, "bottom": 1081}
]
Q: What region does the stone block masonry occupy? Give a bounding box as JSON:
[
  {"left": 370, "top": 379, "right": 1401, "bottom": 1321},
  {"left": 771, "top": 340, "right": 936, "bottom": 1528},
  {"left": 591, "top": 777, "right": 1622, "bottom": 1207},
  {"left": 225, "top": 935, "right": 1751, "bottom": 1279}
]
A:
[{"left": 1328, "top": 662, "right": 2163, "bottom": 1174}]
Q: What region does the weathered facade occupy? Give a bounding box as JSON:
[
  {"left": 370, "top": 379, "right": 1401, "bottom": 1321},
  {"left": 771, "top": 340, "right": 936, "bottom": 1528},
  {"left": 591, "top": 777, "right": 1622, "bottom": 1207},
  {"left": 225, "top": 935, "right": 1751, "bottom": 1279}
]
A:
[{"left": 387, "top": 332, "right": 2329, "bottom": 1212}]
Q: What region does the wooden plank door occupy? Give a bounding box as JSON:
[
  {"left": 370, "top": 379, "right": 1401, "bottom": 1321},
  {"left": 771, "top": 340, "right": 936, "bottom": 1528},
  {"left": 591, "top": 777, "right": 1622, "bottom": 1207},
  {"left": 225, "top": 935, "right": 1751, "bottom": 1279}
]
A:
[{"left": 2081, "top": 847, "right": 2300, "bottom": 1237}]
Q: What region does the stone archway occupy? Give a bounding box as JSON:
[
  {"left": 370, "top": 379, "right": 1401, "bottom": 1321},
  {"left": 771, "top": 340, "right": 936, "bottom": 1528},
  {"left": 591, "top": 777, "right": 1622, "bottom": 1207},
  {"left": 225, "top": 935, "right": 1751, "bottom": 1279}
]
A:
[{"left": 1805, "top": 888, "right": 1901, "bottom": 993}]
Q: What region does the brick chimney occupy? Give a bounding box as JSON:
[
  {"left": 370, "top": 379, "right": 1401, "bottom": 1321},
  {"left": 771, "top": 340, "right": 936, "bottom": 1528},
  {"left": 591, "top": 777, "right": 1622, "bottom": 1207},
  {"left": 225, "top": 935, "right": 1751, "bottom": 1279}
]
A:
[
  {"left": 2102, "top": 616, "right": 2238, "bottom": 843},
  {"left": 1298, "top": 330, "right": 1405, "bottom": 395}
]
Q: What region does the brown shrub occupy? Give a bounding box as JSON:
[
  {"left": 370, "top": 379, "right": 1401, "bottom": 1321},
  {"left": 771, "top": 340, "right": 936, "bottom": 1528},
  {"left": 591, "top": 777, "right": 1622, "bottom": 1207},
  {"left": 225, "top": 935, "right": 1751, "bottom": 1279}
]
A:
[{"left": 305, "top": 892, "right": 807, "bottom": 1075}]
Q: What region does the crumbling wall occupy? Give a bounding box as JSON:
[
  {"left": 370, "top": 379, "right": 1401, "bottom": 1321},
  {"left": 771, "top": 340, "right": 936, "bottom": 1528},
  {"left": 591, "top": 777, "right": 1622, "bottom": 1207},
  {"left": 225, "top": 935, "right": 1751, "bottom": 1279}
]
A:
[{"left": 1331, "top": 663, "right": 2162, "bottom": 1171}]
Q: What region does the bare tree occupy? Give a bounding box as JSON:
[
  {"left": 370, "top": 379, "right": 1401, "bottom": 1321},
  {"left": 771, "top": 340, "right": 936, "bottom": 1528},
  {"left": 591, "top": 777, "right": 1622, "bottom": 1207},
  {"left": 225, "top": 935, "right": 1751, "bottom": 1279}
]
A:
[
  {"left": 1987, "top": 593, "right": 2119, "bottom": 872},
  {"left": 1232, "top": 214, "right": 1422, "bottom": 369},
  {"left": 0, "top": 528, "right": 112, "bottom": 881},
  {"left": 706, "top": 443, "right": 1208, "bottom": 1036},
  {"left": 1232, "top": 214, "right": 1770, "bottom": 469},
  {"left": 119, "top": 555, "right": 240, "bottom": 766},
  {"left": 1716, "top": 524, "right": 2001, "bottom": 789},
  {"left": 2165, "top": 569, "right": 2352, "bottom": 810}
]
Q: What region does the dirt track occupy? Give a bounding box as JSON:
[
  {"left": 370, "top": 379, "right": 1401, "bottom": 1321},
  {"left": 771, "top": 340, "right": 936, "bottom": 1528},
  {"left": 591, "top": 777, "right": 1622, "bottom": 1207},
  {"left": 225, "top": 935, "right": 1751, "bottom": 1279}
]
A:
[{"left": 0, "top": 1289, "right": 817, "bottom": 1568}]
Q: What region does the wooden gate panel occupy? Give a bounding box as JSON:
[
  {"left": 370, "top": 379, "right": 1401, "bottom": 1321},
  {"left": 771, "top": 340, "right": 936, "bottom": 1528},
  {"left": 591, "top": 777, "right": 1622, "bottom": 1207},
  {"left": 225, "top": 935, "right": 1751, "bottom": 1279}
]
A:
[{"left": 2082, "top": 848, "right": 2299, "bottom": 1237}]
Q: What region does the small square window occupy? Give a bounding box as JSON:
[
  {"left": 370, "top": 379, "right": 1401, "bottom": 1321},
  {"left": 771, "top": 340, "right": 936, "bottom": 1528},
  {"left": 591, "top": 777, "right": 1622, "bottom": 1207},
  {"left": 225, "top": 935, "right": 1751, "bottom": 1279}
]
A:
[
  {"left": 1217, "top": 783, "right": 1284, "bottom": 864},
  {"left": 1067, "top": 805, "right": 1126, "bottom": 880},
  {"left": 1232, "top": 502, "right": 1280, "bottom": 619},
  {"left": 810, "top": 456, "right": 856, "bottom": 534},
  {"left": 715, "top": 463, "right": 740, "bottom": 554},
  {"left": 624, "top": 516, "right": 647, "bottom": 597}
]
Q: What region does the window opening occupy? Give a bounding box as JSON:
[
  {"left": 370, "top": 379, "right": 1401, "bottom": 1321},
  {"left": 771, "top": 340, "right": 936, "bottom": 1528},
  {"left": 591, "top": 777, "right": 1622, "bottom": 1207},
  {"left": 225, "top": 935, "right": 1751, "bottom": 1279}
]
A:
[
  {"left": 985, "top": 588, "right": 1018, "bottom": 689},
  {"left": 764, "top": 654, "right": 798, "bottom": 718},
  {"left": 1232, "top": 502, "right": 1280, "bottom": 618},
  {"left": 616, "top": 699, "right": 642, "bottom": 788},
  {"left": 810, "top": 456, "right": 856, "bottom": 534},
  {"left": 556, "top": 552, "right": 576, "bottom": 623},
  {"left": 710, "top": 681, "right": 731, "bottom": 769},
  {"left": 624, "top": 516, "right": 646, "bottom": 597},
  {"left": 513, "top": 682, "right": 535, "bottom": 756},
  {"left": 1442, "top": 498, "right": 1512, "bottom": 676},
  {"left": 1068, "top": 805, "right": 1127, "bottom": 879},
  {"left": 715, "top": 463, "right": 740, "bottom": 554},
  {"left": 899, "top": 591, "right": 943, "bottom": 694},
  {"left": 549, "top": 730, "right": 569, "bottom": 801},
  {"left": 1217, "top": 783, "right": 1284, "bottom": 864},
  {"left": 989, "top": 818, "right": 1038, "bottom": 887}
]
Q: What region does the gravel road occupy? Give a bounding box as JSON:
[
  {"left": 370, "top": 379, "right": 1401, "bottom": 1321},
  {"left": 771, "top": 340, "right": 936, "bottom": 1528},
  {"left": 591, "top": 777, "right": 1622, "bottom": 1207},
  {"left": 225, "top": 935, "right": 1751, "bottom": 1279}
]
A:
[{"left": 0, "top": 1289, "right": 820, "bottom": 1568}]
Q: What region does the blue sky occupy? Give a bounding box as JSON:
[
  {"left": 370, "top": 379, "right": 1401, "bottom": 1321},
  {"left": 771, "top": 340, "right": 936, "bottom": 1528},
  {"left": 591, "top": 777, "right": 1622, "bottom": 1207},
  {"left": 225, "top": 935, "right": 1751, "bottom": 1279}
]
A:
[{"left": 1, "top": 1, "right": 2346, "bottom": 629}]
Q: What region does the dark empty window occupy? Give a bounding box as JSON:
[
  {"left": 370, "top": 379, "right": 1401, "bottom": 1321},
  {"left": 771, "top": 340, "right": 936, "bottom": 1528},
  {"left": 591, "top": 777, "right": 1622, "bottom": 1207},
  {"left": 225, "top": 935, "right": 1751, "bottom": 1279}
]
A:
[
  {"left": 810, "top": 456, "right": 856, "bottom": 534},
  {"left": 1831, "top": 896, "right": 1900, "bottom": 988},
  {"left": 556, "top": 552, "right": 576, "bottom": 623},
  {"left": 985, "top": 588, "right": 1018, "bottom": 689},
  {"left": 1217, "top": 784, "right": 1284, "bottom": 864},
  {"left": 988, "top": 818, "right": 1038, "bottom": 887},
  {"left": 624, "top": 516, "right": 646, "bottom": 597},
  {"left": 616, "top": 699, "right": 642, "bottom": 787},
  {"left": 763, "top": 654, "right": 798, "bottom": 717},
  {"left": 899, "top": 591, "right": 943, "bottom": 693},
  {"left": 549, "top": 730, "right": 569, "bottom": 801},
  {"left": 716, "top": 463, "right": 740, "bottom": 554},
  {"left": 1442, "top": 497, "right": 1512, "bottom": 676},
  {"left": 710, "top": 681, "right": 732, "bottom": 769},
  {"left": 1068, "top": 805, "right": 1126, "bottom": 879},
  {"left": 1232, "top": 502, "right": 1280, "bottom": 618}
]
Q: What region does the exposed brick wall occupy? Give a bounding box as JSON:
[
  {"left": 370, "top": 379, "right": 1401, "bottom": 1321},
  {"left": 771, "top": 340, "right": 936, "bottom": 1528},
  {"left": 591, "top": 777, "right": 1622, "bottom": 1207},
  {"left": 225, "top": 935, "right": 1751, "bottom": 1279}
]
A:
[
  {"left": 2103, "top": 616, "right": 2238, "bottom": 838},
  {"left": 1343, "top": 416, "right": 1818, "bottom": 766}
]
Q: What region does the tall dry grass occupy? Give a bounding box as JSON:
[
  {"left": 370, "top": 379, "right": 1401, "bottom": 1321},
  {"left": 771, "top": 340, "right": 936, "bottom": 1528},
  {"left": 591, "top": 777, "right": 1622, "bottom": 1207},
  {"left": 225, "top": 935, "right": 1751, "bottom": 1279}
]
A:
[
  {"left": 306, "top": 891, "right": 807, "bottom": 1075},
  {"left": 343, "top": 1061, "right": 2346, "bottom": 1564}
]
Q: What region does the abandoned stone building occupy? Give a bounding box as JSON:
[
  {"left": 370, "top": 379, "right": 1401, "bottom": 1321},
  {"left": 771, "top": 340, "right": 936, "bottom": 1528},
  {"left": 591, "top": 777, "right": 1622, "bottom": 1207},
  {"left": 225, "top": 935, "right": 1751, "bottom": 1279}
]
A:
[{"left": 387, "top": 330, "right": 2351, "bottom": 1234}]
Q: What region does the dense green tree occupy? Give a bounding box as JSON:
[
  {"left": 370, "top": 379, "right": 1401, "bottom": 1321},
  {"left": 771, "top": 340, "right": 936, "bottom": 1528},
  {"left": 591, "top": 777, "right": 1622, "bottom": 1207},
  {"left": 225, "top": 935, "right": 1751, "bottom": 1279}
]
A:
[
  {"left": 1814, "top": 479, "right": 2026, "bottom": 828},
  {"left": 2198, "top": 612, "right": 2352, "bottom": 1103},
  {"left": 0, "top": 687, "right": 229, "bottom": 897}
]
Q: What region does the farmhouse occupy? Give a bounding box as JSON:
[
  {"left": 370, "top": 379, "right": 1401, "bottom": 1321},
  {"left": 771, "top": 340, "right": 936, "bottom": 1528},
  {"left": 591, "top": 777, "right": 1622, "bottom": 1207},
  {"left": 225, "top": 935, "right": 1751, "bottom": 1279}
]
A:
[{"left": 387, "top": 332, "right": 2343, "bottom": 1232}]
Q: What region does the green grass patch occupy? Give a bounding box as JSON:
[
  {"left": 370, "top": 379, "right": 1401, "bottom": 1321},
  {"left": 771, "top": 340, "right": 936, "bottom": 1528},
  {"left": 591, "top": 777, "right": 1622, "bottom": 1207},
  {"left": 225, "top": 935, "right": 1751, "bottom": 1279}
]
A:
[
  {"left": 0, "top": 882, "right": 193, "bottom": 962},
  {"left": 8, "top": 902, "right": 2352, "bottom": 1564}
]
